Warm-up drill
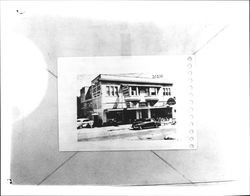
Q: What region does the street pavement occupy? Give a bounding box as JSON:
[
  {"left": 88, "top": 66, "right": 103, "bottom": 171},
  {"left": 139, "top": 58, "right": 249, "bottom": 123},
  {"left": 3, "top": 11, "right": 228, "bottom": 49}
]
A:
[{"left": 78, "top": 124, "right": 176, "bottom": 141}]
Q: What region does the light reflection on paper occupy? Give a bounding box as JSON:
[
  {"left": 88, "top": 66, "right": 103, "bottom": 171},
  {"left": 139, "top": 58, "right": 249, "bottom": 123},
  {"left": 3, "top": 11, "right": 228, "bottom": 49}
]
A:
[{"left": 4, "top": 33, "right": 48, "bottom": 121}]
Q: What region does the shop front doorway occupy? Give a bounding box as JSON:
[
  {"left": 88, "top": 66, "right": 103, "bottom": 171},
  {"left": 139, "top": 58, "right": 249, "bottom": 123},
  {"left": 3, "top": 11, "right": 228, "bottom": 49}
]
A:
[{"left": 142, "top": 110, "right": 148, "bottom": 119}]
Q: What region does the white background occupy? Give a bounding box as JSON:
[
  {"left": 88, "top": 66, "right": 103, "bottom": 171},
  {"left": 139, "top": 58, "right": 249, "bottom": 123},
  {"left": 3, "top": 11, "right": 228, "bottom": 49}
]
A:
[{"left": 1, "top": 1, "right": 249, "bottom": 195}]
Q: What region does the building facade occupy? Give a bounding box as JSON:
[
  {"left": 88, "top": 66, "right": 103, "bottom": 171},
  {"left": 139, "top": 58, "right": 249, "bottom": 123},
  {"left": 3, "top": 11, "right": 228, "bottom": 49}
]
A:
[{"left": 80, "top": 74, "right": 176, "bottom": 124}]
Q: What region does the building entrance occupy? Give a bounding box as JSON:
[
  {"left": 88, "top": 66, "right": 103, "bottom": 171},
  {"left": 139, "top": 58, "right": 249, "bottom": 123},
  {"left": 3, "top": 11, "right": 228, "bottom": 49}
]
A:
[
  {"left": 106, "top": 110, "right": 137, "bottom": 124},
  {"left": 135, "top": 109, "right": 151, "bottom": 120},
  {"left": 106, "top": 111, "right": 123, "bottom": 122},
  {"left": 142, "top": 110, "right": 148, "bottom": 119}
]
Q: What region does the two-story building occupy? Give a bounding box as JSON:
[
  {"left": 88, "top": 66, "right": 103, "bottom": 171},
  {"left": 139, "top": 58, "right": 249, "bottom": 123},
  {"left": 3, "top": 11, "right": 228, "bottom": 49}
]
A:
[{"left": 80, "top": 74, "right": 176, "bottom": 124}]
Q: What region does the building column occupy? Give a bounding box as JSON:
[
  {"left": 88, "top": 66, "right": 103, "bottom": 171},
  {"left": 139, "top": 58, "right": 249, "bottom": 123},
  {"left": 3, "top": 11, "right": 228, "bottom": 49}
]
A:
[
  {"left": 136, "top": 87, "right": 139, "bottom": 96},
  {"left": 102, "top": 111, "right": 107, "bottom": 123},
  {"left": 136, "top": 110, "right": 140, "bottom": 119},
  {"left": 147, "top": 109, "right": 151, "bottom": 119}
]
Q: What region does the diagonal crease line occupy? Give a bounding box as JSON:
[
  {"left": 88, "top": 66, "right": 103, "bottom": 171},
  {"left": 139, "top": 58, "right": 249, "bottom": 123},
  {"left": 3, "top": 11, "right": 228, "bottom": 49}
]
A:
[
  {"left": 37, "top": 152, "right": 78, "bottom": 185},
  {"left": 46, "top": 68, "right": 58, "bottom": 78},
  {"left": 127, "top": 180, "right": 234, "bottom": 186},
  {"left": 188, "top": 179, "right": 235, "bottom": 185},
  {"left": 192, "top": 25, "right": 229, "bottom": 55},
  {"left": 151, "top": 150, "right": 194, "bottom": 184}
]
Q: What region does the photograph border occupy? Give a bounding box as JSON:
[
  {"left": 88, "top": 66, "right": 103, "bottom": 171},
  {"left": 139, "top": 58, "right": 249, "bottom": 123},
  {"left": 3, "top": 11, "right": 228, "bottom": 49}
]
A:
[{"left": 58, "top": 55, "right": 197, "bottom": 151}]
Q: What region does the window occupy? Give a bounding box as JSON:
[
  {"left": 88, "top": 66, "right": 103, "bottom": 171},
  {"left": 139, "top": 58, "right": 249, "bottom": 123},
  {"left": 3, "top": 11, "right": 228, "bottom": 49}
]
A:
[
  {"left": 151, "top": 88, "right": 157, "bottom": 96},
  {"left": 131, "top": 86, "right": 137, "bottom": 96},
  {"left": 139, "top": 102, "right": 147, "bottom": 107},
  {"left": 163, "top": 88, "right": 171, "bottom": 96},
  {"left": 107, "top": 86, "right": 119, "bottom": 96},
  {"left": 115, "top": 86, "right": 119, "bottom": 96},
  {"left": 106, "top": 86, "right": 110, "bottom": 96},
  {"left": 168, "top": 88, "right": 171, "bottom": 96},
  {"left": 111, "top": 86, "right": 114, "bottom": 96},
  {"left": 92, "top": 83, "right": 101, "bottom": 97}
]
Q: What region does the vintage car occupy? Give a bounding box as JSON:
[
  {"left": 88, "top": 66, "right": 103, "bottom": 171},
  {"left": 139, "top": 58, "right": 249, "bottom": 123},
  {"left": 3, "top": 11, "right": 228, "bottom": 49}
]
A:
[
  {"left": 132, "top": 119, "right": 161, "bottom": 130},
  {"left": 102, "top": 119, "right": 118, "bottom": 127},
  {"left": 77, "top": 118, "right": 94, "bottom": 129},
  {"left": 132, "top": 118, "right": 152, "bottom": 128}
]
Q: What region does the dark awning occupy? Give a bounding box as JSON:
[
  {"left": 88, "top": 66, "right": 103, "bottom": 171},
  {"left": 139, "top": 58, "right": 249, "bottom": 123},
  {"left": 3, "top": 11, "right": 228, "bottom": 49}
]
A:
[
  {"left": 104, "top": 108, "right": 124, "bottom": 112},
  {"left": 127, "top": 106, "right": 168, "bottom": 111},
  {"left": 167, "top": 98, "right": 176, "bottom": 105}
]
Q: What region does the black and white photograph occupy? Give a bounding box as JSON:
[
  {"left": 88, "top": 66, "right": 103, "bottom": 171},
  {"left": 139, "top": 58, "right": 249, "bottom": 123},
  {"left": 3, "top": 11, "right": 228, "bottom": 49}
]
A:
[
  {"left": 58, "top": 55, "right": 195, "bottom": 151},
  {"left": 77, "top": 73, "right": 177, "bottom": 142}
]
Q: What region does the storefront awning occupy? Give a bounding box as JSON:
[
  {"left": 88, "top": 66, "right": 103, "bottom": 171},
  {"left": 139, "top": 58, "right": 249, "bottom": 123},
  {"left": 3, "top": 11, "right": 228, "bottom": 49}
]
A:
[
  {"left": 127, "top": 106, "right": 169, "bottom": 111},
  {"left": 104, "top": 105, "right": 172, "bottom": 112},
  {"left": 104, "top": 108, "right": 124, "bottom": 112},
  {"left": 167, "top": 98, "right": 176, "bottom": 105}
]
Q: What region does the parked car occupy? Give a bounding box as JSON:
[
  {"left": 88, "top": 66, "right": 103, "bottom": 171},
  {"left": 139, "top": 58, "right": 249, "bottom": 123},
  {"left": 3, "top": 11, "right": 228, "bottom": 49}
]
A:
[
  {"left": 164, "top": 133, "right": 176, "bottom": 140},
  {"left": 77, "top": 118, "right": 88, "bottom": 127},
  {"left": 102, "top": 119, "right": 119, "bottom": 127},
  {"left": 132, "top": 118, "right": 152, "bottom": 128},
  {"left": 77, "top": 118, "right": 94, "bottom": 129},
  {"left": 132, "top": 120, "right": 161, "bottom": 130}
]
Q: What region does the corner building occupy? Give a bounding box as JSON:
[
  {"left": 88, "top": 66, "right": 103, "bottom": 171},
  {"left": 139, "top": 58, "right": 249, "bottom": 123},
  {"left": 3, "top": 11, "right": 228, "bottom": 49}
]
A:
[{"left": 80, "top": 74, "right": 176, "bottom": 124}]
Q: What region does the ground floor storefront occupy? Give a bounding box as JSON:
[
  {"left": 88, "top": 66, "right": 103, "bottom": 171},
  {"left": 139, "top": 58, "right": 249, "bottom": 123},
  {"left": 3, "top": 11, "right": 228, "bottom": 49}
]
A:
[{"left": 104, "top": 106, "right": 174, "bottom": 124}]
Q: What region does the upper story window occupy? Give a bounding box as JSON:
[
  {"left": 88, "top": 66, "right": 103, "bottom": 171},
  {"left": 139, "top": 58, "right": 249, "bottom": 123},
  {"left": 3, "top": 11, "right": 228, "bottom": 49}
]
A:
[
  {"left": 106, "top": 85, "right": 119, "bottom": 96},
  {"left": 111, "top": 86, "right": 114, "bottom": 96},
  {"left": 151, "top": 87, "right": 157, "bottom": 96},
  {"left": 139, "top": 87, "right": 149, "bottom": 96},
  {"left": 131, "top": 86, "right": 137, "bottom": 96},
  {"left": 115, "top": 86, "right": 119, "bottom": 96},
  {"left": 168, "top": 88, "right": 171, "bottom": 96},
  {"left": 106, "top": 86, "right": 110, "bottom": 96},
  {"left": 92, "top": 82, "right": 101, "bottom": 98},
  {"left": 163, "top": 87, "right": 171, "bottom": 96}
]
